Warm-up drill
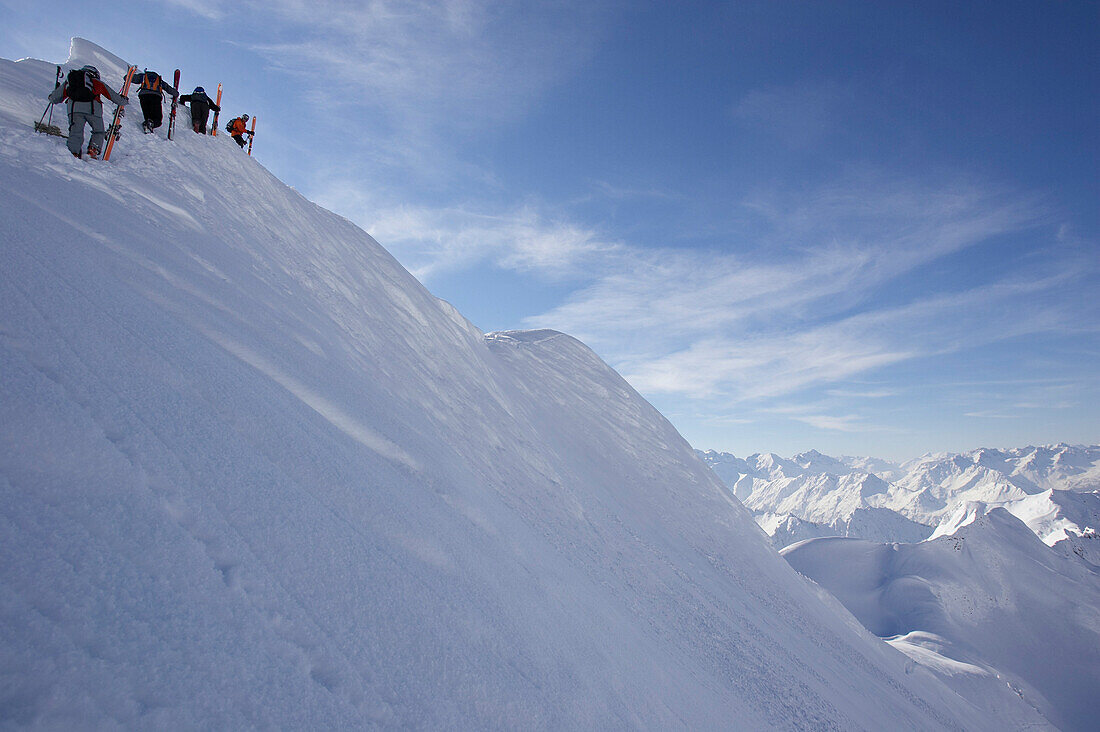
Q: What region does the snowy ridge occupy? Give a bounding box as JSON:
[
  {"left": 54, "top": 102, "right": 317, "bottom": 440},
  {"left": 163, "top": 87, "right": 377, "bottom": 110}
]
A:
[
  {"left": 0, "top": 40, "right": 1009, "bottom": 728},
  {"left": 699, "top": 445, "right": 1100, "bottom": 550},
  {"left": 930, "top": 490, "right": 1100, "bottom": 566},
  {"left": 757, "top": 508, "right": 933, "bottom": 550},
  {"left": 782, "top": 510, "right": 1100, "bottom": 730}
]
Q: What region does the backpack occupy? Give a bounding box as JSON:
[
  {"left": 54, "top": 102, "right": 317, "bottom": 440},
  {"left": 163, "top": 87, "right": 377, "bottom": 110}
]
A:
[
  {"left": 140, "top": 72, "right": 161, "bottom": 93},
  {"left": 226, "top": 119, "right": 236, "bottom": 133},
  {"left": 66, "top": 68, "right": 95, "bottom": 103}
]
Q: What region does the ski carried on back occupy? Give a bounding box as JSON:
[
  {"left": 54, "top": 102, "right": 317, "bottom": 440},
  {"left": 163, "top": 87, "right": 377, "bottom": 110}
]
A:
[
  {"left": 102, "top": 65, "right": 137, "bottom": 161},
  {"left": 167, "top": 68, "right": 180, "bottom": 140},
  {"left": 210, "top": 83, "right": 222, "bottom": 136}
]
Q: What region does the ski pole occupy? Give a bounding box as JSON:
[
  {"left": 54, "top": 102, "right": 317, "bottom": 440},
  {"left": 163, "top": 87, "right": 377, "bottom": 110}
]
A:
[
  {"left": 47, "top": 65, "right": 60, "bottom": 128},
  {"left": 36, "top": 66, "right": 61, "bottom": 129},
  {"left": 36, "top": 101, "right": 54, "bottom": 128}
]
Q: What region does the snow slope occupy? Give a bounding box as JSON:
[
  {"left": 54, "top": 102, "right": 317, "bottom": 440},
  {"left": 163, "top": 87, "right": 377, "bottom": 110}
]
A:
[
  {"left": 0, "top": 40, "right": 1011, "bottom": 728},
  {"left": 782, "top": 510, "right": 1100, "bottom": 731}
]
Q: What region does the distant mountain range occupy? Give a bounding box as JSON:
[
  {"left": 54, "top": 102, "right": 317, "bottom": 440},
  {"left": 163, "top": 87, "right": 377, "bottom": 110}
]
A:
[{"left": 698, "top": 444, "right": 1100, "bottom": 562}]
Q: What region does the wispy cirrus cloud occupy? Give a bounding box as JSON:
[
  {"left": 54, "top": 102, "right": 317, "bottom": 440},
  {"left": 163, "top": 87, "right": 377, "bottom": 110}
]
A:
[
  {"left": 160, "top": 0, "right": 613, "bottom": 183},
  {"left": 366, "top": 202, "right": 620, "bottom": 281},
  {"left": 528, "top": 174, "right": 1038, "bottom": 338},
  {"left": 826, "top": 388, "right": 898, "bottom": 399},
  {"left": 239, "top": 0, "right": 607, "bottom": 127},
  {"left": 524, "top": 173, "right": 1096, "bottom": 419},
  {"left": 310, "top": 177, "right": 621, "bottom": 281},
  {"left": 790, "top": 414, "right": 867, "bottom": 432},
  {"left": 621, "top": 274, "right": 1072, "bottom": 406},
  {"left": 160, "top": 0, "right": 224, "bottom": 20},
  {"left": 964, "top": 410, "right": 1019, "bottom": 419}
]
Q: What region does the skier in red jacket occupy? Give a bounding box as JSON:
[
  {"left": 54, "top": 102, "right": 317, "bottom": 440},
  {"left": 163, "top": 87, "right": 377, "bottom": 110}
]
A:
[{"left": 48, "top": 65, "right": 128, "bottom": 159}]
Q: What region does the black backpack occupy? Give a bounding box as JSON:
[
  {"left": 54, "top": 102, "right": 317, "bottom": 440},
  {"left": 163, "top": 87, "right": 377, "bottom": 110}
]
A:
[
  {"left": 226, "top": 119, "right": 236, "bottom": 133},
  {"left": 66, "top": 69, "right": 95, "bottom": 103}
]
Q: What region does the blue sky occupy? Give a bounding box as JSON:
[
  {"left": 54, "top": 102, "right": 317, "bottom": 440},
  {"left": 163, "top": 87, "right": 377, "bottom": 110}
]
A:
[{"left": 3, "top": 0, "right": 1097, "bottom": 460}]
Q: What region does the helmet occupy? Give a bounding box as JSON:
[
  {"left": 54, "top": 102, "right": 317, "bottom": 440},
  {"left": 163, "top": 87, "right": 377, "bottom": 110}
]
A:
[
  {"left": 242, "top": 114, "right": 249, "bottom": 120},
  {"left": 81, "top": 65, "right": 100, "bottom": 79},
  {"left": 194, "top": 86, "right": 204, "bottom": 93}
]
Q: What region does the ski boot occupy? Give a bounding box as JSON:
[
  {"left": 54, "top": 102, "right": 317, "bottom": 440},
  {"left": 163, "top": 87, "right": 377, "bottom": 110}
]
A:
[{"left": 87, "top": 145, "right": 100, "bottom": 160}]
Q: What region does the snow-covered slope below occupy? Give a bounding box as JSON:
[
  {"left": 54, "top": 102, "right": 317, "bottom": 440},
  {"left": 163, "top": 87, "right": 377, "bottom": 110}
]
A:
[
  {"left": 782, "top": 510, "right": 1100, "bottom": 731},
  {"left": 0, "top": 40, "right": 1009, "bottom": 728}
]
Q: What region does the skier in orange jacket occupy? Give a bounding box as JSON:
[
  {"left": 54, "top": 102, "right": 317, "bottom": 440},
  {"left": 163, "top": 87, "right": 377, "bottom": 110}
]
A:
[{"left": 227, "top": 115, "right": 252, "bottom": 149}]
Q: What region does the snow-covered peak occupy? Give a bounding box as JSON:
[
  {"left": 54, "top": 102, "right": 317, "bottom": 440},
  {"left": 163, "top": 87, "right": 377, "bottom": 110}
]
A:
[
  {"left": 66, "top": 37, "right": 130, "bottom": 82},
  {"left": 792, "top": 448, "right": 850, "bottom": 475},
  {"left": 748, "top": 451, "right": 804, "bottom": 479},
  {"left": 929, "top": 500, "right": 993, "bottom": 541}
]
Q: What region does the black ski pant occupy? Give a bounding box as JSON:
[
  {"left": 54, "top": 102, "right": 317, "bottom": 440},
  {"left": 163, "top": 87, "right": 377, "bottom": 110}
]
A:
[
  {"left": 139, "top": 94, "right": 163, "bottom": 129},
  {"left": 232, "top": 134, "right": 247, "bottom": 148},
  {"left": 189, "top": 102, "right": 210, "bottom": 133}
]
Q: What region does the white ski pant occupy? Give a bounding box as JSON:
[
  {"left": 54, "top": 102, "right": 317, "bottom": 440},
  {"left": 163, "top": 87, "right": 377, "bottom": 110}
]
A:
[{"left": 67, "top": 110, "right": 105, "bottom": 156}]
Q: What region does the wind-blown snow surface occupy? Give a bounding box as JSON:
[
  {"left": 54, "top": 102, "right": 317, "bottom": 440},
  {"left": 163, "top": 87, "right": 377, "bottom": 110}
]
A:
[
  {"left": 0, "top": 40, "right": 1012, "bottom": 728},
  {"left": 782, "top": 510, "right": 1100, "bottom": 731}
]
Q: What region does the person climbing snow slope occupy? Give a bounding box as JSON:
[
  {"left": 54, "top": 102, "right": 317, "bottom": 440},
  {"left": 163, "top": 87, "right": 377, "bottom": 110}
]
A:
[
  {"left": 178, "top": 86, "right": 219, "bottom": 134},
  {"left": 227, "top": 114, "right": 252, "bottom": 148},
  {"left": 130, "top": 69, "right": 177, "bottom": 134},
  {"left": 47, "top": 65, "right": 128, "bottom": 159}
]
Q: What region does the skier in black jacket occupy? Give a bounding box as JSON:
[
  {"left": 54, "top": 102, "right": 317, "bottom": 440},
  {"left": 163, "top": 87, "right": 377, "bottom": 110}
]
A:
[
  {"left": 179, "top": 86, "right": 220, "bottom": 134},
  {"left": 130, "top": 70, "right": 177, "bottom": 133}
]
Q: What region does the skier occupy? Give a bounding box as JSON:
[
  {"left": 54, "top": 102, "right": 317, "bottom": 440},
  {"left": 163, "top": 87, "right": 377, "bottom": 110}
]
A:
[
  {"left": 227, "top": 114, "right": 253, "bottom": 148},
  {"left": 130, "top": 69, "right": 177, "bottom": 133},
  {"left": 47, "top": 65, "right": 128, "bottom": 159},
  {"left": 179, "top": 86, "right": 220, "bottom": 134}
]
